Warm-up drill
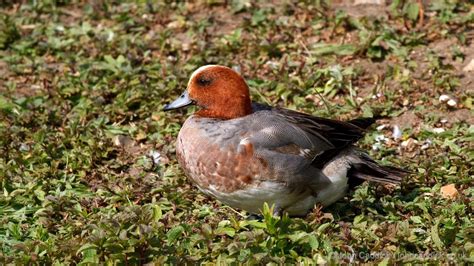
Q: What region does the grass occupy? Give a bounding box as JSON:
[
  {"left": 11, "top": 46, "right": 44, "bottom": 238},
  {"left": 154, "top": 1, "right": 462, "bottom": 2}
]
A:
[{"left": 0, "top": 0, "right": 473, "bottom": 264}]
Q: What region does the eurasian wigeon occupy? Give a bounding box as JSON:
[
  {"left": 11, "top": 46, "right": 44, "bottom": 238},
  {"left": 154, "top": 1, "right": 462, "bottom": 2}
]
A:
[{"left": 164, "top": 65, "right": 408, "bottom": 216}]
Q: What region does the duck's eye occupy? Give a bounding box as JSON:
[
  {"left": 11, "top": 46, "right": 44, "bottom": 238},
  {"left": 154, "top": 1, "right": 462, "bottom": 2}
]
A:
[{"left": 197, "top": 75, "right": 212, "bottom": 87}]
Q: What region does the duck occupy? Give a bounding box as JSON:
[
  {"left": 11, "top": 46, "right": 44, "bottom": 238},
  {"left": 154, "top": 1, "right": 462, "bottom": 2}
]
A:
[{"left": 164, "top": 65, "right": 408, "bottom": 216}]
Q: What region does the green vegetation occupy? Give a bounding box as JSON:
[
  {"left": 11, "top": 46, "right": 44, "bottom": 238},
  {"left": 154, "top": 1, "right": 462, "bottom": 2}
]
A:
[{"left": 0, "top": 1, "right": 472, "bottom": 264}]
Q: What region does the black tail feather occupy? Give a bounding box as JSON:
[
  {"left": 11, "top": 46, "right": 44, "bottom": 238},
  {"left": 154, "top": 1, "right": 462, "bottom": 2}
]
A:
[
  {"left": 349, "top": 114, "right": 388, "bottom": 130},
  {"left": 348, "top": 117, "right": 377, "bottom": 129},
  {"left": 348, "top": 154, "right": 409, "bottom": 186}
]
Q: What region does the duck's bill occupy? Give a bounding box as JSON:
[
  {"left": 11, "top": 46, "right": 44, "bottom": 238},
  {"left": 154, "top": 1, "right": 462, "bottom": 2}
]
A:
[{"left": 163, "top": 90, "right": 194, "bottom": 111}]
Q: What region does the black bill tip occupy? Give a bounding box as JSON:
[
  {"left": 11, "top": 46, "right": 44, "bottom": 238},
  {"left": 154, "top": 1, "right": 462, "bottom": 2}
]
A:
[{"left": 163, "top": 90, "right": 194, "bottom": 111}]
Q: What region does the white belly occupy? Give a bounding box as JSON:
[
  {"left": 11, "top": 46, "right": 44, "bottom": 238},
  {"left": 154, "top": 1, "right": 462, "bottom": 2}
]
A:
[
  {"left": 198, "top": 167, "right": 349, "bottom": 216},
  {"left": 199, "top": 181, "right": 307, "bottom": 215}
]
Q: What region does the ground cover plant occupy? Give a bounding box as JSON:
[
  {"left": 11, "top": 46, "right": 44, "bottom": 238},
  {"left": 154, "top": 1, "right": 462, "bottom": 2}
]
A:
[{"left": 0, "top": 0, "right": 473, "bottom": 264}]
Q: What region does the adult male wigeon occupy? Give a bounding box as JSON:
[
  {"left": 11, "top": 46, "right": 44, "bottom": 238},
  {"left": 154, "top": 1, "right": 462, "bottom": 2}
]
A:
[{"left": 164, "top": 65, "right": 408, "bottom": 216}]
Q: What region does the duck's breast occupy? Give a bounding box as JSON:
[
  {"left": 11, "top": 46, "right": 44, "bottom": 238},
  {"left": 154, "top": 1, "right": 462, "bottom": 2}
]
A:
[{"left": 176, "top": 115, "right": 271, "bottom": 193}]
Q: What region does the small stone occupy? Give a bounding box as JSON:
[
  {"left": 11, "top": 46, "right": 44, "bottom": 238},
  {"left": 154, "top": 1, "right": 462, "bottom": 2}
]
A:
[
  {"left": 372, "top": 92, "right": 383, "bottom": 99},
  {"left": 182, "top": 42, "right": 190, "bottom": 51},
  {"left": 447, "top": 99, "right": 457, "bottom": 107},
  {"left": 392, "top": 125, "right": 402, "bottom": 139},
  {"left": 420, "top": 139, "right": 432, "bottom": 150},
  {"left": 462, "top": 59, "right": 474, "bottom": 72},
  {"left": 55, "top": 25, "right": 65, "bottom": 32},
  {"left": 375, "top": 134, "right": 386, "bottom": 142},
  {"left": 167, "top": 21, "right": 183, "bottom": 29},
  {"left": 354, "top": 0, "right": 385, "bottom": 5},
  {"left": 19, "top": 143, "right": 30, "bottom": 152},
  {"left": 439, "top": 94, "right": 450, "bottom": 103},
  {"left": 106, "top": 31, "right": 114, "bottom": 42},
  {"left": 401, "top": 138, "right": 418, "bottom": 151},
  {"left": 113, "top": 135, "right": 134, "bottom": 147},
  {"left": 148, "top": 150, "right": 161, "bottom": 164},
  {"left": 265, "top": 60, "right": 279, "bottom": 69},
  {"left": 440, "top": 184, "right": 458, "bottom": 199},
  {"left": 376, "top": 124, "right": 386, "bottom": 131},
  {"left": 232, "top": 65, "right": 241, "bottom": 74},
  {"left": 432, "top": 128, "right": 445, "bottom": 134}
]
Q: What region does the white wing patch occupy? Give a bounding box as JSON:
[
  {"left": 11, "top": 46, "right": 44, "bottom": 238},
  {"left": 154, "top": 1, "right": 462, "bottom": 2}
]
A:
[{"left": 239, "top": 137, "right": 251, "bottom": 145}]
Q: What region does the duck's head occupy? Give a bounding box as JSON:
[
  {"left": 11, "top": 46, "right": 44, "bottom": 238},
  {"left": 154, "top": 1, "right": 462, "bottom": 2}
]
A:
[{"left": 163, "top": 65, "right": 252, "bottom": 120}]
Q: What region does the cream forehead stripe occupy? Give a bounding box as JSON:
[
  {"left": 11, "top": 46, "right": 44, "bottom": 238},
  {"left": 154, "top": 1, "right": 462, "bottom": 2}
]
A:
[{"left": 187, "top": 65, "right": 219, "bottom": 87}]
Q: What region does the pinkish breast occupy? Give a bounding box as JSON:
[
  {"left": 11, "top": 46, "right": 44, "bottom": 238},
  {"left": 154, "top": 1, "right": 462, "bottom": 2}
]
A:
[{"left": 176, "top": 116, "right": 270, "bottom": 194}]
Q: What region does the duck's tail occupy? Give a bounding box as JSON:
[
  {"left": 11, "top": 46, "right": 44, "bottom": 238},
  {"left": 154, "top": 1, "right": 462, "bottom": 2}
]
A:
[
  {"left": 347, "top": 150, "right": 409, "bottom": 186},
  {"left": 348, "top": 117, "right": 378, "bottom": 129}
]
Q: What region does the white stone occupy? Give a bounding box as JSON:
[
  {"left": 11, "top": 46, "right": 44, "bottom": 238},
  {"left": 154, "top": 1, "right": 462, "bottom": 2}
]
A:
[
  {"left": 392, "top": 125, "right": 402, "bottom": 139},
  {"left": 375, "top": 134, "right": 386, "bottom": 142},
  {"left": 148, "top": 150, "right": 161, "bottom": 164},
  {"left": 232, "top": 65, "right": 241, "bottom": 74},
  {"left": 376, "top": 124, "right": 386, "bottom": 131},
  {"left": 421, "top": 139, "right": 432, "bottom": 150},
  {"left": 354, "top": 0, "right": 385, "bottom": 5},
  {"left": 447, "top": 99, "right": 457, "bottom": 107},
  {"left": 463, "top": 59, "right": 474, "bottom": 72},
  {"left": 439, "top": 94, "right": 450, "bottom": 102}
]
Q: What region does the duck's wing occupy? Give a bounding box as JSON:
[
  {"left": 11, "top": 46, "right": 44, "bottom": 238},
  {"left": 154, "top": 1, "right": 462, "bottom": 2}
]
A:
[
  {"left": 246, "top": 103, "right": 374, "bottom": 164},
  {"left": 274, "top": 107, "right": 370, "bottom": 147},
  {"left": 237, "top": 110, "right": 334, "bottom": 190},
  {"left": 240, "top": 103, "right": 406, "bottom": 195},
  {"left": 236, "top": 104, "right": 368, "bottom": 186},
  {"left": 259, "top": 106, "right": 407, "bottom": 185}
]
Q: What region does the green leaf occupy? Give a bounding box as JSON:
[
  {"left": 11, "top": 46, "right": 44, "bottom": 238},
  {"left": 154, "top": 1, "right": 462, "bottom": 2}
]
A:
[
  {"left": 431, "top": 218, "right": 444, "bottom": 250},
  {"left": 215, "top": 227, "right": 235, "bottom": 237},
  {"left": 79, "top": 248, "right": 99, "bottom": 264},
  {"left": 34, "top": 189, "right": 45, "bottom": 201},
  {"left": 410, "top": 216, "right": 422, "bottom": 224},
  {"left": 311, "top": 43, "right": 357, "bottom": 56},
  {"left": 308, "top": 235, "right": 319, "bottom": 250},
  {"left": 103, "top": 242, "right": 124, "bottom": 253},
  {"left": 378, "top": 257, "right": 390, "bottom": 266},
  {"left": 0, "top": 95, "right": 14, "bottom": 112},
  {"left": 167, "top": 225, "right": 184, "bottom": 244},
  {"left": 288, "top": 231, "right": 308, "bottom": 242},
  {"left": 77, "top": 243, "right": 98, "bottom": 255},
  {"left": 406, "top": 3, "right": 419, "bottom": 21},
  {"left": 362, "top": 105, "right": 374, "bottom": 118},
  {"left": 151, "top": 204, "right": 162, "bottom": 222}
]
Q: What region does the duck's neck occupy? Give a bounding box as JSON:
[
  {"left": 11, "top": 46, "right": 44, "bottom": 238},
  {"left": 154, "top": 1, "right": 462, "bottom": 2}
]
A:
[{"left": 196, "top": 97, "right": 252, "bottom": 120}]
